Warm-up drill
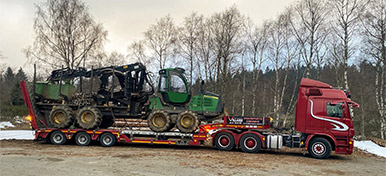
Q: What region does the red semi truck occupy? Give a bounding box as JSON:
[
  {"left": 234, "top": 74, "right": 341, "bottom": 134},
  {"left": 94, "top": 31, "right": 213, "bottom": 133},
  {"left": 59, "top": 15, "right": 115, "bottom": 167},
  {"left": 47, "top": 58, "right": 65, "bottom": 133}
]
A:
[{"left": 20, "top": 78, "right": 359, "bottom": 159}]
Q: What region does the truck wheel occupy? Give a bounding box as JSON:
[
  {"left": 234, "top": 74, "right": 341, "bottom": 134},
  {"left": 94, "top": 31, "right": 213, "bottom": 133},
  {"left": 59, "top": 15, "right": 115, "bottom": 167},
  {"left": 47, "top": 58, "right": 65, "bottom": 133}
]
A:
[
  {"left": 214, "top": 132, "right": 235, "bottom": 151},
  {"left": 76, "top": 107, "right": 102, "bottom": 129},
  {"left": 75, "top": 132, "right": 91, "bottom": 146},
  {"left": 100, "top": 133, "right": 116, "bottom": 147},
  {"left": 308, "top": 137, "right": 331, "bottom": 159},
  {"left": 148, "top": 110, "right": 172, "bottom": 132},
  {"left": 48, "top": 106, "right": 75, "bottom": 129},
  {"left": 239, "top": 133, "right": 261, "bottom": 153},
  {"left": 50, "top": 131, "right": 67, "bottom": 145},
  {"left": 176, "top": 111, "right": 199, "bottom": 133}
]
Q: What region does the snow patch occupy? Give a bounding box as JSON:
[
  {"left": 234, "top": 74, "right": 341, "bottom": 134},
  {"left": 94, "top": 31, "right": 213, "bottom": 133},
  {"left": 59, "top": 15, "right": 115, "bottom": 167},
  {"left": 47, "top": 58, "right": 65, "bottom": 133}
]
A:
[
  {"left": 0, "top": 130, "right": 35, "bottom": 140},
  {"left": 0, "top": 121, "right": 15, "bottom": 129},
  {"left": 355, "top": 140, "right": 386, "bottom": 158}
]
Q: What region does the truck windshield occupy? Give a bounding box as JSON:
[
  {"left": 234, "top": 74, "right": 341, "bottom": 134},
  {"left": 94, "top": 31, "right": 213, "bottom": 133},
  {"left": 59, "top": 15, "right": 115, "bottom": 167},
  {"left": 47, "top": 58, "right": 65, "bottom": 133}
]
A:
[{"left": 326, "top": 102, "right": 343, "bottom": 118}]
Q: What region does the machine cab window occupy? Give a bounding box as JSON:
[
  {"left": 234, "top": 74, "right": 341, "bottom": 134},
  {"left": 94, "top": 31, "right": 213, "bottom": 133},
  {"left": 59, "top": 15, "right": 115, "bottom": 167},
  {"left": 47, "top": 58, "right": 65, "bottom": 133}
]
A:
[
  {"left": 158, "top": 76, "right": 167, "bottom": 92},
  {"left": 169, "top": 71, "right": 187, "bottom": 93},
  {"left": 326, "top": 102, "right": 343, "bottom": 118}
]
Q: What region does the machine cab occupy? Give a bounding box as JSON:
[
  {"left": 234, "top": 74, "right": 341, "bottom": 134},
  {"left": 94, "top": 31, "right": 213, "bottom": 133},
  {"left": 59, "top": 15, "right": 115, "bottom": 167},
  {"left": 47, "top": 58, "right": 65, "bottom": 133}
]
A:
[{"left": 158, "top": 68, "right": 190, "bottom": 104}]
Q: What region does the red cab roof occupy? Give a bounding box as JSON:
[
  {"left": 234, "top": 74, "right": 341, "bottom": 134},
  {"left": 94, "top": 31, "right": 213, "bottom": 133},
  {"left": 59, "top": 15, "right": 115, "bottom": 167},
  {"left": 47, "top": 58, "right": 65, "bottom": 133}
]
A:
[{"left": 300, "top": 78, "right": 331, "bottom": 88}]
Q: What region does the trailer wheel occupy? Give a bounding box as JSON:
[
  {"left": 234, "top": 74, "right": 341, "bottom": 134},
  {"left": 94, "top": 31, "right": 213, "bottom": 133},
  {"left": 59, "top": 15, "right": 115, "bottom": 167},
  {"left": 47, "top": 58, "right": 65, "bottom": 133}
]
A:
[
  {"left": 176, "top": 111, "right": 199, "bottom": 133},
  {"left": 50, "top": 131, "right": 67, "bottom": 145},
  {"left": 148, "top": 110, "right": 172, "bottom": 132},
  {"left": 48, "top": 106, "right": 75, "bottom": 129},
  {"left": 76, "top": 107, "right": 102, "bottom": 129},
  {"left": 214, "top": 132, "right": 235, "bottom": 151},
  {"left": 75, "top": 132, "right": 91, "bottom": 146},
  {"left": 239, "top": 133, "right": 261, "bottom": 153},
  {"left": 100, "top": 133, "right": 116, "bottom": 147},
  {"left": 308, "top": 137, "right": 331, "bottom": 159}
]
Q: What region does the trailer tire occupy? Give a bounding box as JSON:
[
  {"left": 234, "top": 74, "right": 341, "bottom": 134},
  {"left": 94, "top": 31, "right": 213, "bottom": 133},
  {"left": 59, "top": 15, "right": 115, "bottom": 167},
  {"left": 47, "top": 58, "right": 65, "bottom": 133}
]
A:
[
  {"left": 148, "top": 110, "right": 172, "bottom": 132},
  {"left": 75, "top": 132, "right": 91, "bottom": 146},
  {"left": 214, "top": 132, "right": 235, "bottom": 151},
  {"left": 308, "top": 137, "right": 331, "bottom": 159},
  {"left": 239, "top": 133, "right": 261, "bottom": 153},
  {"left": 48, "top": 106, "right": 75, "bottom": 129},
  {"left": 176, "top": 111, "right": 199, "bottom": 133},
  {"left": 76, "top": 107, "right": 102, "bottom": 129},
  {"left": 50, "top": 131, "right": 67, "bottom": 145},
  {"left": 100, "top": 133, "right": 116, "bottom": 147}
]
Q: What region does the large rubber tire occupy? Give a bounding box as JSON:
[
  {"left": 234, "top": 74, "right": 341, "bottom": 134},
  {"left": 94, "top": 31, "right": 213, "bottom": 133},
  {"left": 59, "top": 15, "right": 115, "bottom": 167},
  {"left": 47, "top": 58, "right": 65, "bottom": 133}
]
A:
[
  {"left": 214, "top": 132, "right": 235, "bottom": 151},
  {"left": 75, "top": 132, "right": 91, "bottom": 146},
  {"left": 76, "top": 107, "right": 103, "bottom": 130},
  {"left": 176, "top": 111, "right": 199, "bottom": 133},
  {"left": 48, "top": 106, "right": 75, "bottom": 129},
  {"left": 50, "top": 131, "right": 67, "bottom": 145},
  {"left": 308, "top": 137, "right": 332, "bottom": 159},
  {"left": 239, "top": 133, "right": 262, "bottom": 153},
  {"left": 100, "top": 133, "right": 116, "bottom": 147},
  {"left": 147, "top": 110, "right": 172, "bottom": 132}
]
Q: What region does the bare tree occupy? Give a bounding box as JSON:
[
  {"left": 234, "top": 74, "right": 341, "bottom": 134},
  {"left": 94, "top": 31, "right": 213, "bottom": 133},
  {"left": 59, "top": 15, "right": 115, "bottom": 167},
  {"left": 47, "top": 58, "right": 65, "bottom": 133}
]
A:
[
  {"left": 361, "top": 0, "right": 386, "bottom": 139},
  {"left": 144, "top": 15, "right": 178, "bottom": 70},
  {"left": 128, "top": 40, "right": 149, "bottom": 65},
  {"left": 328, "top": 0, "right": 362, "bottom": 89},
  {"left": 267, "top": 10, "right": 296, "bottom": 126},
  {"left": 196, "top": 18, "right": 215, "bottom": 82},
  {"left": 209, "top": 6, "right": 246, "bottom": 96},
  {"left": 246, "top": 21, "right": 269, "bottom": 116},
  {"left": 178, "top": 12, "right": 203, "bottom": 88},
  {"left": 25, "top": 0, "right": 107, "bottom": 70},
  {"left": 291, "top": 0, "right": 328, "bottom": 78}
]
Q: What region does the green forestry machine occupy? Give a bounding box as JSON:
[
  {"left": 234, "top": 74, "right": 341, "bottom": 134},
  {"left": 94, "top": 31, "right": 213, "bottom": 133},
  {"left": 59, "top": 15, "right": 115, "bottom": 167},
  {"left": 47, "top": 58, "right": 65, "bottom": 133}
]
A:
[{"left": 30, "top": 63, "right": 223, "bottom": 133}]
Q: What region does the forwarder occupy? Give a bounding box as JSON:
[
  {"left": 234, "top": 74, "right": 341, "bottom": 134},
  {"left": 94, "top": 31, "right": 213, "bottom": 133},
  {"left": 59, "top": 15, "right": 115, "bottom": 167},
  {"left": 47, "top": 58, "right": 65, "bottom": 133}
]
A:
[{"left": 30, "top": 63, "right": 223, "bottom": 133}]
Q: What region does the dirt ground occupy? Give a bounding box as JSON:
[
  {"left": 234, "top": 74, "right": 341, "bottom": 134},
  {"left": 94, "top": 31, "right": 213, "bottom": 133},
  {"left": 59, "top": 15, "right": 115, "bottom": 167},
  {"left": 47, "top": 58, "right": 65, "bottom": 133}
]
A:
[{"left": 0, "top": 140, "right": 385, "bottom": 176}]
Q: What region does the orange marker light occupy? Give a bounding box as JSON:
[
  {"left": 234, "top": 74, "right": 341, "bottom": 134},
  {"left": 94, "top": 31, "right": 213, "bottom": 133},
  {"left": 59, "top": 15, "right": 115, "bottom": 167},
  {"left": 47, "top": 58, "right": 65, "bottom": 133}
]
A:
[{"left": 25, "top": 115, "right": 32, "bottom": 122}]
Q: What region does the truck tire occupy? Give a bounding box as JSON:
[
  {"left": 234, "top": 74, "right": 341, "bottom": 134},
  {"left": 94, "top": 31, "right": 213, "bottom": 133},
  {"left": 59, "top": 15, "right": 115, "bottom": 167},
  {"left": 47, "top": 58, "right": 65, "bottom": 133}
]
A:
[
  {"left": 48, "top": 106, "right": 75, "bottom": 129},
  {"left": 214, "top": 132, "right": 235, "bottom": 151},
  {"left": 75, "top": 132, "right": 91, "bottom": 146},
  {"left": 308, "top": 137, "right": 332, "bottom": 159},
  {"left": 100, "top": 133, "right": 116, "bottom": 147},
  {"left": 239, "top": 133, "right": 261, "bottom": 153},
  {"left": 148, "top": 110, "right": 172, "bottom": 132},
  {"left": 176, "top": 111, "right": 199, "bottom": 133},
  {"left": 50, "top": 131, "right": 67, "bottom": 145},
  {"left": 76, "top": 107, "right": 102, "bottom": 129}
]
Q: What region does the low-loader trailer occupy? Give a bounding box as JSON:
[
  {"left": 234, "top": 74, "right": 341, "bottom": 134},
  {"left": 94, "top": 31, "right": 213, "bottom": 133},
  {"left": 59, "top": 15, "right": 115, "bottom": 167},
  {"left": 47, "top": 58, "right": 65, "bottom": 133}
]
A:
[{"left": 20, "top": 78, "right": 359, "bottom": 159}]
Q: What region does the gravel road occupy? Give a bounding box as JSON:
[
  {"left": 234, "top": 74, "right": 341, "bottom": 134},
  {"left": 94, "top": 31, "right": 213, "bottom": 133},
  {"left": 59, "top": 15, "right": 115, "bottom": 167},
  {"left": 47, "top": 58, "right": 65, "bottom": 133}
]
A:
[{"left": 0, "top": 140, "right": 385, "bottom": 176}]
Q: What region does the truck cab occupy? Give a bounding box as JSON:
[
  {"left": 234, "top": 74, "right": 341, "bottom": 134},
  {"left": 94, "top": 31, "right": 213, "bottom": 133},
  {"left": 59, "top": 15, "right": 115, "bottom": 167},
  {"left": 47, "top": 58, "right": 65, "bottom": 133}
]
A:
[{"left": 295, "top": 78, "right": 359, "bottom": 158}]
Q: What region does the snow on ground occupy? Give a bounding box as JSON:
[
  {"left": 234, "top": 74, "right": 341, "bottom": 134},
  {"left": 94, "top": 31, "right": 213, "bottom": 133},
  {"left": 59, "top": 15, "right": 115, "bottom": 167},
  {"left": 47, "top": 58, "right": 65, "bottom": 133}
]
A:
[
  {"left": 0, "top": 130, "right": 35, "bottom": 140},
  {"left": 0, "top": 121, "right": 15, "bottom": 129},
  {"left": 355, "top": 140, "right": 386, "bottom": 158}
]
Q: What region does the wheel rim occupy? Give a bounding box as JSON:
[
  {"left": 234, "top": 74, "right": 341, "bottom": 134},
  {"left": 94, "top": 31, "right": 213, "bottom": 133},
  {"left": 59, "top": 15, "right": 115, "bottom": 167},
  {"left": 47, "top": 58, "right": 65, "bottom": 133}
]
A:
[
  {"left": 103, "top": 135, "right": 112, "bottom": 145},
  {"left": 53, "top": 133, "right": 63, "bottom": 143},
  {"left": 78, "top": 134, "right": 88, "bottom": 145},
  {"left": 244, "top": 137, "right": 257, "bottom": 150},
  {"left": 218, "top": 135, "right": 230, "bottom": 148},
  {"left": 54, "top": 111, "right": 66, "bottom": 124},
  {"left": 181, "top": 115, "right": 194, "bottom": 128},
  {"left": 152, "top": 114, "right": 166, "bottom": 127},
  {"left": 81, "top": 111, "right": 94, "bottom": 124},
  {"left": 312, "top": 142, "right": 326, "bottom": 155}
]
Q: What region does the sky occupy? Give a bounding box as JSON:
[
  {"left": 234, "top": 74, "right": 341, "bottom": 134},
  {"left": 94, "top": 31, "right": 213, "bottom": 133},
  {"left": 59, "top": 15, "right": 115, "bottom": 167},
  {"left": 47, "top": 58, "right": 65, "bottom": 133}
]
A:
[{"left": 0, "top": 0, "right": 296, "bottom": 73}]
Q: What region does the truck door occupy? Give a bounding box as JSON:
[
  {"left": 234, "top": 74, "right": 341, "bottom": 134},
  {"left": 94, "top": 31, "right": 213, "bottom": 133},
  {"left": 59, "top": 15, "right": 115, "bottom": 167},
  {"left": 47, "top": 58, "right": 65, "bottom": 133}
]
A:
[{"left": 307, "top": 98, "right": 325, "bottom": 132}]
